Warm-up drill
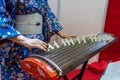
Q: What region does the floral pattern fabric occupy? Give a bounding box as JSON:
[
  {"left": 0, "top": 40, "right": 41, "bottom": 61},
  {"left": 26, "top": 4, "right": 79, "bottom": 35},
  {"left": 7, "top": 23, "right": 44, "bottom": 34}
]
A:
[{"left": 0, "top": 0, "right": 63, "bottom": 79}]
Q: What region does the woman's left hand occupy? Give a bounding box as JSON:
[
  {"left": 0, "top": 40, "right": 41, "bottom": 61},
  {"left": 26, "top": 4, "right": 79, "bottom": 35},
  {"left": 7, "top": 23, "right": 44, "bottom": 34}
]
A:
[{"left": 57, "top": 30, "right": 76, "bottom": 38}]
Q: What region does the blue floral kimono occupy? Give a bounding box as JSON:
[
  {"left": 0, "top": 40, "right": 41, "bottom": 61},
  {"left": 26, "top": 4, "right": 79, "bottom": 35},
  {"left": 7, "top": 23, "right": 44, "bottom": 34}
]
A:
[{"left": 0, "top": 0, "right": 62, "bottom": 79}]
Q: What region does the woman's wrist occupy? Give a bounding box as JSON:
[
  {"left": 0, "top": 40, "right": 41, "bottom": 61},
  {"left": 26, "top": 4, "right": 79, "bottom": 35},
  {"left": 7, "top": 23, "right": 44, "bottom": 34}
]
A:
[
  {"left": 8, "top": 35, "right": 27, "bottom": 45},
  {"left": 57, "top": 30, "right": 76, "bottom": 38}
]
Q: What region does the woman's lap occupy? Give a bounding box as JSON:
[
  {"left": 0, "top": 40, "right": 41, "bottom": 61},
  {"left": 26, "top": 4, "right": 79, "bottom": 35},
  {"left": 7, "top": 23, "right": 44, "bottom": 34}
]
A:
[{"left": 0, "top": 34, "right": 44, "bottom": 79}]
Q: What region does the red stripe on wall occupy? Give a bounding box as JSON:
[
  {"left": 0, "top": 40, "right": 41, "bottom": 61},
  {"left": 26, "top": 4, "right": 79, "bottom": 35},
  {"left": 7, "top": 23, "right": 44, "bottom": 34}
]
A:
[{"left": 99, "top": 0, "right": 120, "bottom": 62}]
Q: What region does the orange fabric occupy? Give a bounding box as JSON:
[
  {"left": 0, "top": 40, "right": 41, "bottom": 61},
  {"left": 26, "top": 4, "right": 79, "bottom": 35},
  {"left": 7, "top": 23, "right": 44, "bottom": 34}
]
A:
[{"left": 20, "top": 58, "right": 58, "bottom": 80}]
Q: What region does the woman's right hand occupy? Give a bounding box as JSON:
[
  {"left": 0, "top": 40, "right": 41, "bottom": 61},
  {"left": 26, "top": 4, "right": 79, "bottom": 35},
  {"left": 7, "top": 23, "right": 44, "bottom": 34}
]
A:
[{"left": 9, "top": 35, "right": 47, "bottom": 51}]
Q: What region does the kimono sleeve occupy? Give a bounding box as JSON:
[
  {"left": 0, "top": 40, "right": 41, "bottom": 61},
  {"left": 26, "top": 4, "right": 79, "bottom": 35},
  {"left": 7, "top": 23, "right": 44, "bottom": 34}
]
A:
[
  {"left": 42, "top": 1, "right": 63, "bottom": 36},
  {"left": 0, "top": 0, "right": 21, "bottom": 40}
]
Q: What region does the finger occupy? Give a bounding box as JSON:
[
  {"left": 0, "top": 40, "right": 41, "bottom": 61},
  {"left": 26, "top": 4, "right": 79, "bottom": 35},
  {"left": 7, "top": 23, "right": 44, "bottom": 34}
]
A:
[
  {"left": 36, "top": 45, "right": 47, "bottom": 51},
  {"left": 31, "top": 42, "right": 46, "bottom": 51},
  {"left": 41, "top": 43, "right": 47, "bottom": 49},
  {"left": 37, "top": 41, "right": 48, "bottom": 49},
  {"left": 70, "top": 35, "right": 77, "bottom": 38},
  {"left": 41, "top": 41, "right": 48, "bottom": 46},
  {"left": 36, "top": 39, "right": 47, "bottom": 46},
  {"left": 28, "top": 41, "right": 46, "bottom": 51},
  {"left": 62, "top": 34, "right": 76, "bottom": 38}
]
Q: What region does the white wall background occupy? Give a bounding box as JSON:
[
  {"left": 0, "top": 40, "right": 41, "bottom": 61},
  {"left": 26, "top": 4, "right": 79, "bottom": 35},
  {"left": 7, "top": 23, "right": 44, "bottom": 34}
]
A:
[
  {"left": 48, "top": 0, "right": 108, "bottom": 36},
  {"left": 59, "top": 0, "right": 108, "bottom": 36},
  {"left": 48, "top": 0, "right": 58, "bottom": 17}
]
